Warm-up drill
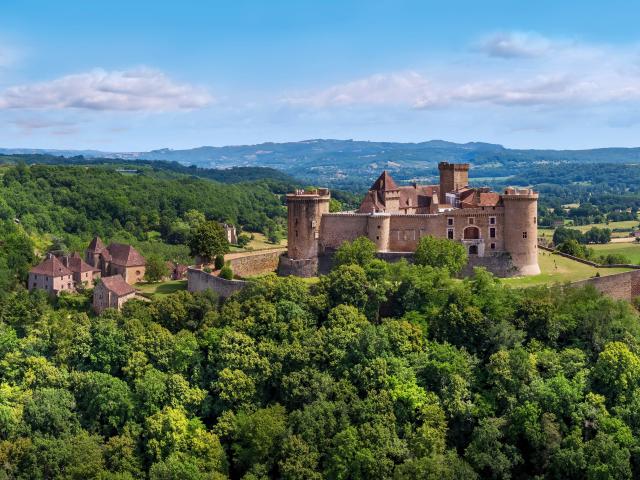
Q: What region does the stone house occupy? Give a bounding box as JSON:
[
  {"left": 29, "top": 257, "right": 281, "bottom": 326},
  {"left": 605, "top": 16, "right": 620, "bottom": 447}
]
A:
[
  {"left": 60, "top": 252, "right": 101, "bottom": 288},
  {"left": 223, "top": 224, "right": 238, "bottom": 244},
  {"left": 28, "top": 254, "right": 75, "bottom": 296},
  {"left": 93, "top": 275, "right": 136, "bottom": 314},
  {"left": 85, "top": 236, "right": 146, "bottom": 284}
]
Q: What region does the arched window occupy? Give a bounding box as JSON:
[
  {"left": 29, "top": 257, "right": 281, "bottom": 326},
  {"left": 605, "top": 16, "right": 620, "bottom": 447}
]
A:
[{"left": 463, "top": 226, "right": 480, "bottom": 240}]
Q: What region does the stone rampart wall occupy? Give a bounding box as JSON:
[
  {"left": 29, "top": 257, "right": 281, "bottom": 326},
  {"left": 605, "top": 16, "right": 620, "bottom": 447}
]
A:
[
  {"left": 226, "top": 248, "right": 285, "bottom": 278},
  {"left": 187, "top": 268, "right": 248, "bottom": 298},
  {"left": 572, "top": 270, "right": 640, "bottom": 301}
]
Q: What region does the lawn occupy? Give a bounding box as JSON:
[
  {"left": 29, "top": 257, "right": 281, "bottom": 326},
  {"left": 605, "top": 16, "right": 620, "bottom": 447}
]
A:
[
  {"left": 229, "top": 232, "right": 287, "bottom": 253},
  {"left": 590, "top": 242, "right": 640, "bottom": 264},
  {"left": 135, "top": 279, "right": 187, "bottom": 298},
  {"left": 502, "top": 250, "right": 632, "bottom": 288},
  {"left": 538, "top": 219, "right": 639, "bottom": 240}
]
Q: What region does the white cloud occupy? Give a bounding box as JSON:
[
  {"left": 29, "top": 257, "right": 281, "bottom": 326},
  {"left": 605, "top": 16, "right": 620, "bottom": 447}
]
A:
[
  {"left": 0, "top": 68, "right": 213, "bottom": 111},
  {"left": 285, "top": 33, "right": 640, "bottom": 112},
  {"left": 475, "top": 31, "right": 556, "bottom": 58}
]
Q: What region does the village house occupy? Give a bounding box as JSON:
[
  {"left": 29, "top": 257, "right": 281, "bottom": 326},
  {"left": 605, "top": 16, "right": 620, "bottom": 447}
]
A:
[
  {"left": 85, "top": 236, "right": 146, "bottom": 284},
  {"left": 93, "top": 275, "right": 136, "bottom": 314},
  {"left": 61, "top": 252, "right": 101, "bottom": 288},
  {"left": 28, "top": 254, "right": 75, "bottom": 296}
]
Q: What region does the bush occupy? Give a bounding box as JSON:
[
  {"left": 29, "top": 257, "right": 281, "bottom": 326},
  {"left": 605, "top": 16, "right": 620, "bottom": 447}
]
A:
[
  {"left": 214, "top": 255, "right": 225, "bottom": 270},
  {"left": 414, "top": 236, "right": 467, "bottom": 274},
  {"left": 219, "top": 265, "right": 233, "bottom": 280}
]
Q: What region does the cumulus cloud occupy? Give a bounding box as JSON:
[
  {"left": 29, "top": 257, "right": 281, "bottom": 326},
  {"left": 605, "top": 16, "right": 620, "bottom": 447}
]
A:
[
  {"left": 285, "top": 33, "right": 640, "bottom": 112},
  {"left": 0, "top": 68, "right": 213, "bottom": 111}
]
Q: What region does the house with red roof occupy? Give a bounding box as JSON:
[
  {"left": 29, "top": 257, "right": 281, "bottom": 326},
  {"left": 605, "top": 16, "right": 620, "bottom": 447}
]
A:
[
  {"left": 28, "top": 254, "right": 75, "bottom": 296},
  {"left": 61, "top": 252, "right": 101, "bottom": 288},
  {"left": 85, "top": 236, "right": 146, "bottom": 284},
  {"left": 93, "top": 274, "right": 137, "bottom": 314}
]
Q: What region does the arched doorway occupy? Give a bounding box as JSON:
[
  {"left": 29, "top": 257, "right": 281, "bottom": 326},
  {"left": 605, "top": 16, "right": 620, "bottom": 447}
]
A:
[
  {"left": 469, "top": 245, "right": 478, "bottom": 255},
  {"left": 464, "top": 226, "right": 480, "bottom": 240}
]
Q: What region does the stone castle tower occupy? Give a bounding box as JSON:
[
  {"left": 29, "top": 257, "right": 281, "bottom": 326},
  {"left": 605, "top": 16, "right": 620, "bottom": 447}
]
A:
[
  {"left": 502, "top": 187, "right": 540, "bottom": 275},
  {"left": 279, "top": 188, "right": 330, "bottom": 276},
  {"left": 438, "top": 162, "right": 469, "bottom": 203}
]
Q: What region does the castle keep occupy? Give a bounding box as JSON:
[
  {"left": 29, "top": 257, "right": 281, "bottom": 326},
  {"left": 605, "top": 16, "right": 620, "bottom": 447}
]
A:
[{"left": 280, "top": 162, "right": 540, "bottom": 277}]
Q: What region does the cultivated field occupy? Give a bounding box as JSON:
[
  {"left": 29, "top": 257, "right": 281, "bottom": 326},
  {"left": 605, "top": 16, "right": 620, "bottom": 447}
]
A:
[{"left": 590, "top": 242, "right": 640, "bottom": 264}]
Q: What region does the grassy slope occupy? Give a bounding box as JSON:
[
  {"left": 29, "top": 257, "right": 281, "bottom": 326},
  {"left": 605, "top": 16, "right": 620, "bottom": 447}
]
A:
[
  {"left": 135, "top": 280, "right": 187, "bottom": 298},
  {"left": 590, "top": 242, "right": 640, "bottom": 264},
  {"left": 502, "top": 251, "right": 632, "bottom": 288}
]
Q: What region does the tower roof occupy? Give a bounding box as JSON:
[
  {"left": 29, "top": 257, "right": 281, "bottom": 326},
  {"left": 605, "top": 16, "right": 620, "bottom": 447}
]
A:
[
  {"left": 88, "top": 235, "right": 106, "bottom": 252},
  {"left": 370, "top": 170, "right": 399, "bottom": 191}
]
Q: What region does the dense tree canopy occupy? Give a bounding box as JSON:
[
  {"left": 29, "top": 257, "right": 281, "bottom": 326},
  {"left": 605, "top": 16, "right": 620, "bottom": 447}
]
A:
[{"left": 2, "top": 244, "right": 640, "bottom": 478}]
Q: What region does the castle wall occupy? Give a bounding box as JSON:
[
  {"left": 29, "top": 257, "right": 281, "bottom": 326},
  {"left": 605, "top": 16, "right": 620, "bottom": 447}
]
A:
[
  {"left": 318, "top": 214, "right": 368, "bottom": 251},
  {"left": 572, "top": 270, "right": 640, "bottom": 301},
  {"left": 226, "top": 248, "right": 285, "bottom": 277},
  {"left": 187, "top": 268, "right": 248, "bottom": 297}
]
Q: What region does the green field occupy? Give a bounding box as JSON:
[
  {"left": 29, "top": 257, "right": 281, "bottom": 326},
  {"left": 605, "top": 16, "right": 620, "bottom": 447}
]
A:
[
  {"left": 538, "top": 219, "right": 638, "bottom": 240},
  {"left": 135, "top": 280, "right": 187, "bottom": 298},
  {"left": 590, "top": 242, "right": 640, "bottom": 264},
  {"left": 502, "top": 251, "right": 632, "bottom": 288}
]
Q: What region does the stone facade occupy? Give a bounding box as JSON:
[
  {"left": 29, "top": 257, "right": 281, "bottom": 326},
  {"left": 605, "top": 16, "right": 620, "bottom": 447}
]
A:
[
  {"left": 85, "top": 237, "right": 146, "bottom": 284},
  {"left": 28, "top": 254, "right": 75, "bottom": 296},
  {"left": 281, "top": 163, "right": 539, "bottom": 278},
  {"left": 226, "top": 248, "right": 285, "bottom": 278},
  {"left": 572, "top": 270, "right": 640, "bottom": 302}
]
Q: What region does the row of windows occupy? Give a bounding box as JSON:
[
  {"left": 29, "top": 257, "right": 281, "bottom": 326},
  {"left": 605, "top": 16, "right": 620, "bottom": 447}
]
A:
[{"left": 447, "top": 216, "right": 497, "bottom": 226}]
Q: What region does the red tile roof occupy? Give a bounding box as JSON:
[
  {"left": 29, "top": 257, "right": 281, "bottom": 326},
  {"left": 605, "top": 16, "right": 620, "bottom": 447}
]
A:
[
  {"left": 106, "top": 243, "right": 146, "bottom": 267},
  {"left": 99, "top": 275, "right": 135, "bottom": 297},
  {"left": 30, "top": 255, "right": 72, "bottom": 277},
  {"left": 61, "top": 253, "right": 97, "bottom": 273}
]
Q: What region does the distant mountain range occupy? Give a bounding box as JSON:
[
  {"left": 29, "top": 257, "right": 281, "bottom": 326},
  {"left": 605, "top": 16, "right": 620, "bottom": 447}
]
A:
[{"left": 4, "top": 139, "right": 640, "bottom": 189}]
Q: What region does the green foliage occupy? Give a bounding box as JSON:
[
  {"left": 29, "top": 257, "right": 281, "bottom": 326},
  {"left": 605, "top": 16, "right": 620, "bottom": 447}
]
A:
[
  {"left": 145, "top": 255, "right": 170, "bottom": 283},
  {"left": 188, "top": 221, "right": 229, "bottom": 264},
  {"left": 2, "top": 251, "right": 640, "bottom": 478},
  {"left": 219, "top": 265, "right": 234, "bottom": 280},
  {"left": 214, "top": 255, "right": 225, "bottom": 270},
  {"left": 414, "top": 235, "right": 467, "bottom": 274},
  {"left": 334, "top": 236, "right": 377, "bottom": 267}
]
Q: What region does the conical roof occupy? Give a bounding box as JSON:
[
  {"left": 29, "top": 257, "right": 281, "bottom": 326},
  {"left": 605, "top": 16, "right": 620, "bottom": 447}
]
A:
[{"left": 370, "top": 170, "right": 399, "bottom": 191}]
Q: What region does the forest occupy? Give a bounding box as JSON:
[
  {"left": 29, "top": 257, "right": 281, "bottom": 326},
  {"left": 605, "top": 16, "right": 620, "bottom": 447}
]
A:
[{"left": 2, "top": 236, "right": 640, "bottom": 478}]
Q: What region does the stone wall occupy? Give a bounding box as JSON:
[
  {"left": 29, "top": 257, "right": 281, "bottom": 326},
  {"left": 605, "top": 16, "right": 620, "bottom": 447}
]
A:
[
  {"left": 572, "top": 270, "right": 640, "bottom": 302},
  {"left": 319, "top": 214, "right": 368, "bottom": 251},
  {"left": 225, "top": 248, "right": 285, "bottom": 278},
  {"left": 462, "top": 252, "right": 518, "bottom": 277},
  {"left": 187, "top": 268, "right": 248, "bottom": 298},
  {"left": 278, "top": 256, "right": 319, "bottom": 277}
]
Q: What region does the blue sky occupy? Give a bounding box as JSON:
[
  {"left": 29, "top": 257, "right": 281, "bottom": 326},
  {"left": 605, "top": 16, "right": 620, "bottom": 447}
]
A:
[{"left": 2, "top": 0, "right": 640, "bottom": 150}]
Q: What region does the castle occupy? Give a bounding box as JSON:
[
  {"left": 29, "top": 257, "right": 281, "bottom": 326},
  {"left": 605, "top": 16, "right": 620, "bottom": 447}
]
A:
[{"left": 279, "top": 162, "right": 540, "bottom": 277}]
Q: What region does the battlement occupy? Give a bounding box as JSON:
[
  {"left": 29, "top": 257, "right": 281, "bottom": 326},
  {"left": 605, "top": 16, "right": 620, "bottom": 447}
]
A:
[
  {"left": 286, "top": 188, "right": 330, "bottom": 200},
  {"left": 438, "top": 162, "right": 470, "bottom": 172},
  {"left": 503, "top": 187, "right": 538, "bottom": 199}
]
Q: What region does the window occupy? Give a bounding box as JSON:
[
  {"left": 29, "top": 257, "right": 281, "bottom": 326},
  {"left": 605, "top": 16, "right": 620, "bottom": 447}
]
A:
[
  {"left": 490, "top": 217, "right": 496, "bottom": 225},
  {"left": 523, "top": 231, "right": 528, "bottom": 239},
  {"left": 491, "top": 243, "right": 496, "bottom": 250},
  {"left": 468, "top": 217, "right": 474, "bottom": 225},
  {"left": 490, "top": 227, "right": 496, "bottom": 238},
  {"left": 376, "top": 236, "right": 379, "bottom": 240},
  {"left": 447, "top": 217, "right": 454, "bottom": 226},
  {"left": 377, "top": 225, "right": 380, "bottom": 229},
  {"left": 534, "top": 216, "right": 537, "bottom": 224},
  {"left": 447, "top": 228, "right": 454, "bottom": 240}
]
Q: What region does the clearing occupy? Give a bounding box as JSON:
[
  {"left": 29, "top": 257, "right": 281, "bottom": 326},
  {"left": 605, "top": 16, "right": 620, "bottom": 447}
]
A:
[
  {"left": 590, "top": 242, "right": 640, "bottom": 264},
  {"left": 136, "top": 279, "right": 187, "bottom": 299}
]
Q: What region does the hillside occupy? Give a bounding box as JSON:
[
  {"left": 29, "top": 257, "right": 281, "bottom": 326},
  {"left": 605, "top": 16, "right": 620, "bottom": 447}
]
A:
[{"left": 5, "top": 139, "right": 640, "bottom": 190}]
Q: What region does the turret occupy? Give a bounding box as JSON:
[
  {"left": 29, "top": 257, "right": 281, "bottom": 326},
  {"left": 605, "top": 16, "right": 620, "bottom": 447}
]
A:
[
  {"left": 367, "top": 213, "right": 391, "bottom": 252},
  {"left": 502, "top": 187, "right": 540, "bottom": 276},
  {"left": 286, "top": 188, "right": 330, "bottom": 261},
  {"left": 438, "top": 162, "right": 469, "bottom": 203}
]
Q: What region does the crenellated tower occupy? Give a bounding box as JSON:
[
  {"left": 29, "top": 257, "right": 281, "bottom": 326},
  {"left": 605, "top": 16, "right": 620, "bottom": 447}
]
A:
[
  {"left": 438, "top": 162, "right": 469, "bottom": 203},
  {"left": 502, "top": 187, "right": 540, "bottom": 275}
]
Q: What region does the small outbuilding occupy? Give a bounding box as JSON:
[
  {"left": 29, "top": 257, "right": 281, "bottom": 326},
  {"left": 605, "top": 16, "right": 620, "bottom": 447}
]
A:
[{"left": 93, "top": 274, "right": 136, "bottom": 314}]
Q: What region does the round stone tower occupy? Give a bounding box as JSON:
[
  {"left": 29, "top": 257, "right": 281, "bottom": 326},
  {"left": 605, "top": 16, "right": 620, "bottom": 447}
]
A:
[
  {"left": 280, "top": 188, "right": 330, "bottom": 276},
  {"left": 502, "top": 188, "right": 540, "bottom": 276},
  {"left": 367, "top": 213, "right": 391, "bottom": 251}
]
